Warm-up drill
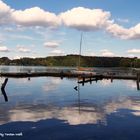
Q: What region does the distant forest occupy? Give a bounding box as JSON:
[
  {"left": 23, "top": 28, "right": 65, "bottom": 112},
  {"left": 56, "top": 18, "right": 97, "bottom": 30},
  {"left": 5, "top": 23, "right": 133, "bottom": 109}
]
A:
[{"left": 0, "top": 55, "right": 140, "bottom": 67}]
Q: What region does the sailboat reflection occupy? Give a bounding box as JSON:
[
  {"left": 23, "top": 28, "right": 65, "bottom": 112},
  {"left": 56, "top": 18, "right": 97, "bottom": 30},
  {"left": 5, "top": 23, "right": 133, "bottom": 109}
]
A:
[
  {"left": 1, "top": 78, "right": 8, "bottom": 102},
  {"left": 74, "top": 77, "right": 81, "bottom": 114}
]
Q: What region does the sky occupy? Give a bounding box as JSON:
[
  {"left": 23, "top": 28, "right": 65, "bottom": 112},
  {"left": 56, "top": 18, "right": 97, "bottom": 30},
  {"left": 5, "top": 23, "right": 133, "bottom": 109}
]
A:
[{"left": 0, "top": 0, "right": 140, "bottom": 59}]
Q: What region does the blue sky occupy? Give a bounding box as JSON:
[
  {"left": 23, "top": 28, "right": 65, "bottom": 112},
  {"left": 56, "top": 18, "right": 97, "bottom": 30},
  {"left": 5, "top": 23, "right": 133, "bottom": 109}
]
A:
[{"left": 0, "top": 0, "right": 140, "bottom": 59}]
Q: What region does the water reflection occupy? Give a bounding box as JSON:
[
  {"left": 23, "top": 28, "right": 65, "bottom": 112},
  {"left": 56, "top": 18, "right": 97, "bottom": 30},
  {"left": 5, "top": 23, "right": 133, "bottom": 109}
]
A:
[
  {"left": 42, "top": 78, "right": 62, "bottom": 92},
  {"left": 1, "top": 87, "right": 8, "bottom": 102},
  {"left": 0, "top": 77, "right": 140, "bottom": 140},
  {"left": 74, "top": 78, "right": 81, "bottom": 114},
  {"left": 1, "top": 78, "right": 8, "bottom": 102},
  {"left": 0, "top": 78, "right": 139, "bottom": 124},
  {"left": 0, "top": 96, "right": 140, "bottom": 126}
]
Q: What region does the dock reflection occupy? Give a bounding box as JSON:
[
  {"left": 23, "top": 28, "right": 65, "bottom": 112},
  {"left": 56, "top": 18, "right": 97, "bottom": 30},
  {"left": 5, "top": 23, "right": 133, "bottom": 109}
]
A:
[
  {"left": 1, "top": 87, "right": 8, "bottom": 102},
  {"left": 1, "top": 78, "right": 8, "bottom": 102}
]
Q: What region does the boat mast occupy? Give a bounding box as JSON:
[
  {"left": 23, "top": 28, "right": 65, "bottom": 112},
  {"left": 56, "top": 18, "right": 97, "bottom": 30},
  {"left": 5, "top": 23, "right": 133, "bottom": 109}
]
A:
[{"left": 78, "top": 32, "right": 83, "bottom": 70}]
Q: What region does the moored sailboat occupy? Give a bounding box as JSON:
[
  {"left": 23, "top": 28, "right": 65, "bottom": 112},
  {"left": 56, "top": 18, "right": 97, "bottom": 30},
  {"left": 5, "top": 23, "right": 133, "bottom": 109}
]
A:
[{"left": 71, "top": 33, "right": 96, "bottom": 75}]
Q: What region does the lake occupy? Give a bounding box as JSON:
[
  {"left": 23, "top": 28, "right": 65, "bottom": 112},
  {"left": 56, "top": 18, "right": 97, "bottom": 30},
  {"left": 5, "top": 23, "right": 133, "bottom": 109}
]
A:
[
  {"left": 0, "top": 65, "right": 136, "bottom": 77},
  {"left": 0, "top": 65, "right": 76, "bottom": 73},
  {"left": 0, "top": 75, "right": 140, "bottom": 140}
]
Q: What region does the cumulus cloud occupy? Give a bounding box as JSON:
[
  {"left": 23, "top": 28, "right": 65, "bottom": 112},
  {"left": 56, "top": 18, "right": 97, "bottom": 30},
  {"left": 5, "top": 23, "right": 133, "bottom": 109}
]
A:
[
  {"left": 59, "top": 7, "right": 140, "bottom": 40},
  {"left": 100, "top": 49, "right": 115, "bottom": 57},
  {"left": 0, "top": 46, "right": 10, "bottom": 52},
  {"left": 12, "top": 7, "right": 61, "bottom": 27},
  {"left": 49, "top": 49, "right": 65, "bottom": 56},
  {"left": 127, "top": 49, "right": 140, "bottom": 54},
  {"left": 59, "top": 7, "right": 112, "bottom": 31},
  {"left": 0, "top": 0, "right": 60, "bottom": 28},
  {"left": 106, "top": 23, "right": 140, "bottom": 40},
  {"left": 17, "top": 45, "right": 31, "bottom": 53},
  {"left": 129, "top": 24, "right": 140, "bottom": 39},
  {"left": 1, "top": 0, "right": 140, "bottom": 40},
  {"left": 44, "top": 41, "right": 60, "bottom": 48},
  {"left": 0, "top": 0, "right": 13, "bottom": 24},
  {"left": 106, "top": 24, "right": 130, "bottom": 39},
  {"left": 85, "top": 50, "right": 96, "bottom": 56},
  {"left": 12, "top": 56, "right": 21, "bottom": 60}
]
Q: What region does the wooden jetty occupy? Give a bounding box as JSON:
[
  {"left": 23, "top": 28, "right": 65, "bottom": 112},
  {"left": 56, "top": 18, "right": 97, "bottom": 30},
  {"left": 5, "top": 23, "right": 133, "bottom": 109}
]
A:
[
  {"left": 0, "top": 71, "right": 138, "bottom": 80},
  {"left": 0, "top": 70, "right": 140, "bottom": 91}
]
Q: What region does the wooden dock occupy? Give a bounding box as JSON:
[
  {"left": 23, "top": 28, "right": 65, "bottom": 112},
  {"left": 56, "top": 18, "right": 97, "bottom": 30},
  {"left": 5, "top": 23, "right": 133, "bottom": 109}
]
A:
[
  {"left": 0, "top": 71, "right": 140, "bottom": 91},
  {"left": 0, "top": 71, "right": 138, "bottom": 80}
]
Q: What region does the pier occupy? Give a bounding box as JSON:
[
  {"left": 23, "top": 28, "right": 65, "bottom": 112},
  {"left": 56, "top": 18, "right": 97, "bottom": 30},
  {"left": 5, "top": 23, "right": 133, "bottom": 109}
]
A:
[
  {"left": 1, "top": 70, "right": 139, "bottom": 90},
  {"left": 0, "top": 71, "right": 138, "bottom": 80}
]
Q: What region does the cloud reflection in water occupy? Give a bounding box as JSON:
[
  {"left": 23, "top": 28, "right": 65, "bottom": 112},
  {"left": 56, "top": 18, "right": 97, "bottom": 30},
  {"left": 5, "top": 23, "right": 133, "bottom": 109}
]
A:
[
  {"left": 0, "top": 96, "right": 139, "bottom": 126},
  {"left": 0, "top": 78, "right": 139, "bottom": 127}
]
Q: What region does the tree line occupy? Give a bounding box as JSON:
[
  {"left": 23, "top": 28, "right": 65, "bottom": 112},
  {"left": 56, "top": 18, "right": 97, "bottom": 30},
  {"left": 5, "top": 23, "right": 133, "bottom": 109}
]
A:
[{"left": 0, "top": 55, "right": 140, "bottom": 67}]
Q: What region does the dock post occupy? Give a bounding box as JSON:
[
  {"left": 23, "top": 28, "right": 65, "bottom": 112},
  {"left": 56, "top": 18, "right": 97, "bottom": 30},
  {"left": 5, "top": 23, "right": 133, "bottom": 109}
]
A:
[
  {"left": 137, "top": 73, "right": 140, "bottom": 90},
  {"left": 1, "top": 78, "right": 8, "bottom": 90},
  {"left": 60, "top": 70, "right": 64, "bottom": 79},
  {"left": 111, "top": 73, "right": 113, "bottom": 83},
  {"left": 82, "top": 75, "right": 85, "bottom": 86},
  {"left": 82, "top": 77, "right": 85, "bottom": 86},
  {"left": 89, "top": 77, "right": 92, "bottom": 84},
  {"left": 83, "top": 77, "right": 85, "bottom": 82}
]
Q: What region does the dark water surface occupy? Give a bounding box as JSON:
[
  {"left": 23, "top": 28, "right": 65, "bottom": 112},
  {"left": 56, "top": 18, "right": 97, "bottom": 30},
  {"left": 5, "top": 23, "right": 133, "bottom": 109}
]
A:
[{"left": 0, "top": 76, "right": 140, "bottom": 140}]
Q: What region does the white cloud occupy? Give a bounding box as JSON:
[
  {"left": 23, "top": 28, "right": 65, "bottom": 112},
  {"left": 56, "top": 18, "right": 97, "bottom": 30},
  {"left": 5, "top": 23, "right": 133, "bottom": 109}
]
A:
[
  {"left": 106, "top": 23, "right": 140, "bottom": 40},
  {"left": 127, "top": 49, "right": 140, "bottom": 54},
  {"left": 17, "top": 45, "right": 31, "bottom": 53},
  {"left": 0, "top": 0, "right": 13, "bottom": 25},
  {"left": 129, "top": 23, "right": 140, "bottom": 39},
  {"left": 12, "top": 56, "right": 21, "bottom": 60},
  {"left": 106, "top": 24, "right": 130, "bottom": 39},
  {"left": 59, "top": 7, "right": 140, "bottom": 40},
  {"left": 44, "top": 41, "right": 60, "bottom": 48},
  {"left": 85, "top": 51, "right": 96, "bottom": 56},
  {"left": 1, "top": 0, "right": 140, "bottom": 40},
  {"left": 0, "top": 46, "right": 10, "bottom": 52},
  {"left": 100, "top": 49, "right": 115, "bottom": 57},
  {"left": 49, "top": 49, "right": 65, "bottom": 56},
  {"left": 12, "top": 7, "right": 61, "bottom": 27},
  {"left": 59, "top": 7, "right": 112, "bottom": 31}
]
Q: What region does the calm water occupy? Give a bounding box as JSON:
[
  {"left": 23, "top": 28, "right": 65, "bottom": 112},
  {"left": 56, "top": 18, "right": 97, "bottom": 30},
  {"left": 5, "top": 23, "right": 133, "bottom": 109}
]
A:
[
  {"left": 0, "top": 65, "right": 75, "bottom": 73},
  {"left": 0, "top": 65, "right": 134, "bottom": 74},
  {"left": 0, "top": 76, "right": 140, "bottom": 140}
]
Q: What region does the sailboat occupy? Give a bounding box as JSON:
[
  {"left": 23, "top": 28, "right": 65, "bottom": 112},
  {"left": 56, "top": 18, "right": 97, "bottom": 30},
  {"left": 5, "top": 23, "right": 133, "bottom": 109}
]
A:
[{"left": 72, "top": 33, "right": 96, "bottom": 75}]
